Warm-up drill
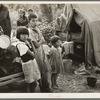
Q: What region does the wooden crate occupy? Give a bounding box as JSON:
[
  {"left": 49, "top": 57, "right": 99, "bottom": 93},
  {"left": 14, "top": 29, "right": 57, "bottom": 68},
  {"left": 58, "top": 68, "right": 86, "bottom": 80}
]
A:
[
  {"left": 63, "top": 59, "right": 73, "bottom": 74},
  {"left": 0, "top": 72, "right": 24, "bottom": 86}
]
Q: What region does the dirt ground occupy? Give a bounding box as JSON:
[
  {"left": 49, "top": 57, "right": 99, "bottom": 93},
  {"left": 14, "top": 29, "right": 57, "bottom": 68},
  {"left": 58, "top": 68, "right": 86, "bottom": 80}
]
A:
[
  {"left": 0, "top": 71, "right": 100, "bottom": 93},
  {"left": 0, "top": 60, "right": 100, "bottom": 93},
  {"left": 53, "top": 73, "right": 100, "bottom": 93}
]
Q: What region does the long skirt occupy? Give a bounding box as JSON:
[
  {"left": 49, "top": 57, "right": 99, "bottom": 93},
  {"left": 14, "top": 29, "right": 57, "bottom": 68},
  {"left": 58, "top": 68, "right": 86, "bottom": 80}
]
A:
[{"left": 22, "top": 59, "right": 41, "bottom": 83}]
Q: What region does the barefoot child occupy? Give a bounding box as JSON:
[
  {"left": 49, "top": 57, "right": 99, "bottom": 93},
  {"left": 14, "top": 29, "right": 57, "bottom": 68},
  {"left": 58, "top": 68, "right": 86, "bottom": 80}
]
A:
[{"left": 49, "top": 35, "right": 64, "bottom": 89}]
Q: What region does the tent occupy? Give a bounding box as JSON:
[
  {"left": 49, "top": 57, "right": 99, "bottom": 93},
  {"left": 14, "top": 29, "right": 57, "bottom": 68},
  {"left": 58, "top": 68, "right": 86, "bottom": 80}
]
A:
[{"left": 55, "top": 4, "right": 100, "bottom": 66}]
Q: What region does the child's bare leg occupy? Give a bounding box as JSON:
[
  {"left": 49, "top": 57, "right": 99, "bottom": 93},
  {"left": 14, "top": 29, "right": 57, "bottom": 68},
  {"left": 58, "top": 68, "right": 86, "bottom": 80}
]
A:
[
  {"left": 38, "top": 79, "right": 42, "bottom": 92},
  {"left": 54, "top": 74, "right": 59, "bottom": 87}
]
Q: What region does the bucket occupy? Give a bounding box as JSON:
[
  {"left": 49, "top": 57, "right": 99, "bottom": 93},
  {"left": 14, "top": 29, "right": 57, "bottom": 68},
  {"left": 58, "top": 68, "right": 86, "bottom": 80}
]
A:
[
  {"left": 63, "top": 59, "right": 73, "bottom": 74},
  {"left": 87, "top": 77, "right": 97, "bottom": 87}
]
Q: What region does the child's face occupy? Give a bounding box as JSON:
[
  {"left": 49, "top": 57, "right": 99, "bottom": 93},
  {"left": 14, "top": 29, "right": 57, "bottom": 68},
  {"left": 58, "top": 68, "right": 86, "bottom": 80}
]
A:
[
  {"left": 55, "top": 39, "right": 61, "bottom": 47},
  {"left": 58, "top": 32, "right": 67, "bottom": 41},
  {"left": 20, "top": 34, "right": 28, "bottom": 42},
  {"left": 44, "top": 33, "right": 53, "bottom": 42},
  {"left": 18, "top": 11, "right": 24, "bottom": 18},
  {"left": 29, "top": 18, "right": 38, "bottom": 28},
  {"left": 28, "top": 11, "right": 33, "bottom": 15}
]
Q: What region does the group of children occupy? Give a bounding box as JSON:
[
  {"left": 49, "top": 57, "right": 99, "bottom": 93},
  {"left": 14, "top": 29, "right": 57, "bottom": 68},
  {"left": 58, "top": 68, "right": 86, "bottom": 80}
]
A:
[{"left": 1, "top": 8, "right": 67, "bottom": 93}]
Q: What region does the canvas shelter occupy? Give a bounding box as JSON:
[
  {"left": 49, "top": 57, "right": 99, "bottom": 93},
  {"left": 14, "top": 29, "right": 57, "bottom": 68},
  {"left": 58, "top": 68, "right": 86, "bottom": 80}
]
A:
[{"left": 55, "top": 4, "right": 100, "bottom": 66}]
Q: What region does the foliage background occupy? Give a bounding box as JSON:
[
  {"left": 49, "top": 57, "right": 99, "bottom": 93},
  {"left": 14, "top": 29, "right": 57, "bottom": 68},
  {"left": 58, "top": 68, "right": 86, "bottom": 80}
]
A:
[{"left": 5, "top": 4, "right": 65, "bottom": 24}]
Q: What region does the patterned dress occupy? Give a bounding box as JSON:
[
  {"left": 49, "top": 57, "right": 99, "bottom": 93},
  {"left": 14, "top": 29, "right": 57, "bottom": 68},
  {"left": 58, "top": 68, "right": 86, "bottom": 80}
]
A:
[{"left": 49, "top": 46, "right": 64, "bottom": 74}]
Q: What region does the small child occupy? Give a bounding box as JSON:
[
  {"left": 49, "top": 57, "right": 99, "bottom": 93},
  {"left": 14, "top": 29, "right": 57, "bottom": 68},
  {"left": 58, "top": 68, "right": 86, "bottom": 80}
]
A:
[
  {"left": 16, "top": 26, "right": 41, "bottom": 92},
  {"left": 17, "top": 9, "right": 28, "bottom": 27},
  {"left": 48, "top": 35, "right": 64, "bottom": 89}
]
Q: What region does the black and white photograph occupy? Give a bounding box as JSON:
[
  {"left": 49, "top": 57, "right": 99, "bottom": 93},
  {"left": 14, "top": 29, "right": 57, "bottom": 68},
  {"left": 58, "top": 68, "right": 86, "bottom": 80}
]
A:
[{"left": 0, "top": 1, "right": 100, "bottom": 97}]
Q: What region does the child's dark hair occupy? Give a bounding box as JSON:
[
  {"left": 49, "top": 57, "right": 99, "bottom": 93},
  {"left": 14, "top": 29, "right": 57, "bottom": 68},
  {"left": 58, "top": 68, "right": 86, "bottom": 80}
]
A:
[
  {"left": 18, "top": 9, "right": 25, "bottom": 17},
  {"left": 28, "top": 9, "right": 33, "bottom": 12},
  {"left": 42, "top": 26, "right": 54, "bottom": 37},
  {"left": 16, "top": 26, "right": 29, "bottom": 39},
  {"left": 28, "top": 13, "right": 38, "bottom": 22},
  {"left": 50, "top": 35, "right": 60, "bottom": 45}
]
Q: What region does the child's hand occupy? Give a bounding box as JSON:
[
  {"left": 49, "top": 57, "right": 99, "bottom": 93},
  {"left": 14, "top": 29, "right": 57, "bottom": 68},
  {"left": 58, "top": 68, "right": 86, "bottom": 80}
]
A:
[{"left": 27, "top": 38, "right": 31, "bottom": 42}]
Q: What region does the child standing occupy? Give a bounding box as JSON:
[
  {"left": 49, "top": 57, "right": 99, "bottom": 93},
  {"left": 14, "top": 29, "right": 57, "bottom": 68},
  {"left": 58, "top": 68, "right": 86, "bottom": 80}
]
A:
[
  {"left": 16, "top": 26, "right": 41, "bottom": 92},
  {"left": 49, "top": 35, "right": 64, "bottom": 89}
]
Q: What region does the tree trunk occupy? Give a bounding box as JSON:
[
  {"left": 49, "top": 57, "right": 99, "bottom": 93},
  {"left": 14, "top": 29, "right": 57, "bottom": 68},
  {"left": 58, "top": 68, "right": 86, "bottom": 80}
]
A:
[{"left": 40, "top": 4, "right": 53, "bottom": 23}]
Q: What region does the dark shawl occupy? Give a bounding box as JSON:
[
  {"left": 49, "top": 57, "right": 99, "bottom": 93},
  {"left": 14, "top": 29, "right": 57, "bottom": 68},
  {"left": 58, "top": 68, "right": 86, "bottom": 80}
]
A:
[{"left": 0, "top": 4, "right": 11, "bottom": 36}]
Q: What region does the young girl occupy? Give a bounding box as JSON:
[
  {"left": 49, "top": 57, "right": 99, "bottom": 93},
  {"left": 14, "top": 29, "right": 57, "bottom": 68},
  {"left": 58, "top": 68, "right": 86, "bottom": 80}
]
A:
[
  {"left": 16, "top": 26, "right": 41, "bottom": 92},
  {"left": 49, "top": 35, "right": 64, "bottom": 89},
  {"left": 17, "top": 9, "right": 28, "bottom": 27}
]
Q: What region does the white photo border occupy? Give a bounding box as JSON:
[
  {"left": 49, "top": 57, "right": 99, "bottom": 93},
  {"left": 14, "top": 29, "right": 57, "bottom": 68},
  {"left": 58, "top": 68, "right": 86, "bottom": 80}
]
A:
[{"left": 0, "top": 0, "right": 100, "bottom": 98}]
